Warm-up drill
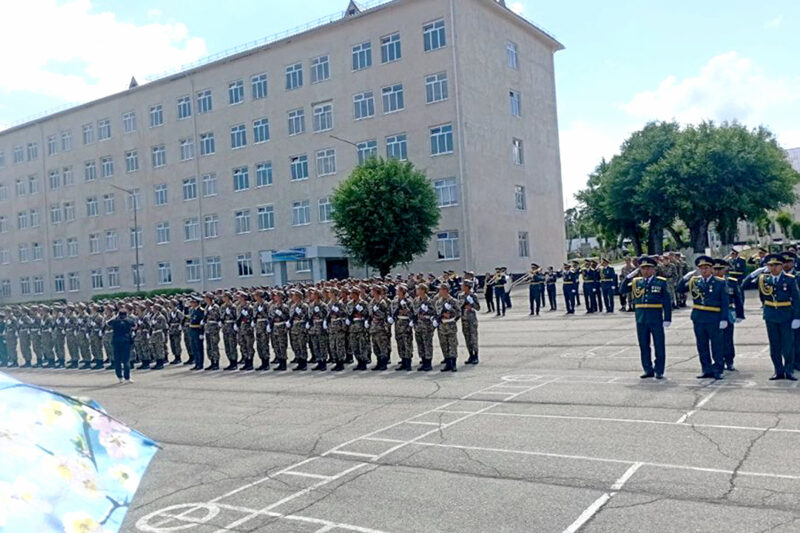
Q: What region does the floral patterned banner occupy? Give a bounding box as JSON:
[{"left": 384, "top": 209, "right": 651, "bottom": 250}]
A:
[{"left": 0, "top": 372, "right": 159, "bottom": 532}]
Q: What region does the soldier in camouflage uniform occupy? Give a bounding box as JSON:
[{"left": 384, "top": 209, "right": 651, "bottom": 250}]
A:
[
  {"left": 459, "top": 280, "right": 481, "bottom": 365},
  {"left": 288, "top": 289, "right": 310, "bottom": 371},
  {"left": 203, "top": 293, "right": 222, "bottom": 370},
  {"left": 5, "top": 311, "right": 18, "bottom": 367},
  {"left": 435, "top": 283, "right": 461, "bottom": 372},
  {"left": 65, "top": 307, "right": 81, "bottom": 369},
  {"left": 134, "top": 304, "right": 152, "bottom": 370},
  {"left": 167, "top": 301, "right": 184, "bottom": 364},
  {"left": 348, "top": 287, "right": 371, "bottom": 371},
  {"left": 149, "top": 304, "right": 169, "bottom": 370},
  {"left": 221, "top": 293, "right": 239, "bottom": 370},
  {"left": 327, "top": 288, "right": 348, "bottom": 371},
  {"left": 413, "top": 283, "right": 437, "bottom": 371},
  {"left": 102, "top": 306, "right": 115, "bottom": 368},
  {"left": 88, "top": 305, "right": 105, "bottom": 369},
  {"left": 51, "top": 307, "right": 66, "bottom": 369},
  {"left": 30, "top": 307, "right": 43, "bottom": 367},
  {"left": 75, "top": 305, "right": 92, "bottom": 369},
  {"left": 368, "top": 285, "right": 391, "bottom": 371},
  {"left": 39, "top": 307, "right": 55, "bottom": 368},
  {"left": 236, "top": 293, "right": 255, "bottom": 371},
  {"left": 269, "top": 291, "right": 290, "bottom": 371},
  {"left": 18, "top": 309, "right": 33, "bottom": 367},
  {"left": 253, "top": 290, "right": 271, "bottom": 370},
  {"left": 392, "top": 284, "right": 415, "bottom": 371},
  {"left": 181, "top": 301, "right": 193, "bottom": 366},
  {"left": 307, "top": 288, "right": 329, "bottom": 371},
  {"left": 341, "top": 290, "right": 354, "bottom": 364}
]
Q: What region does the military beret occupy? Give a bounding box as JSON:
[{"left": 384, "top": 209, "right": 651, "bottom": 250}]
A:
[{"left": 695, "top": 255, "right": 714, "bottom": 267}]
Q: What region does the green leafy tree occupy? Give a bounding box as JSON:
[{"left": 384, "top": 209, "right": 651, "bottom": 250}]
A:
[
  {"left": 791, "top": 222, "right": 800, "bottom": 241},
  {"left": 776, "top": 211, "right": 794, "bottom": 239},
  {"left": 331, "top": 157, "right": 440, "bottom": 277}
]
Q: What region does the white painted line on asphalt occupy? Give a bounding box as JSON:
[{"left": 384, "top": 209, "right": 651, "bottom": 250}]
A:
[
  {"left": 214, "top": 503, "right": 388, "bottom": 533},
  {"left": 280, "top": 471, "right": 334, "bottom": 480},
  {"left": 407, "top": 420, "right": 443, "bottom": 426},
  {"left": 329, "top": 451, "right": 379, "bottom": 459},
  {"left": 562, "top": 462, "right": 644, "bottom": 533},
  {"left": 676, "top": 388, "right": 720, "bottom": 424}
]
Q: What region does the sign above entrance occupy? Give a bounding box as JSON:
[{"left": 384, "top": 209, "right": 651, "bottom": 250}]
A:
[{"left": 271, "top": 248, "right": 308, "bottom": 262}]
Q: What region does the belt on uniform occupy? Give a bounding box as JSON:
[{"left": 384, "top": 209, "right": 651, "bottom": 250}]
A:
[
  {"left": 313, "top": 319, "right": 323, "bottom": 322},
  {"left": 398, "top": 316, "right": 410, "bottom": 320},
  {"left": 531, "top": 282, "right": 544, "bottom": 285},
  {"left": 693, "top": 304, "right": 721, "bottom": 312},
  {"left": 729, "top": 271, "right": 743, "bottom": 276},
  {"left": 563, "top": 282, "right": 573, "bottom": 285},
  {"left": 765, "top": 301, "right": 792, "bottom": 308},
  {"left": 224, "top": 320, "right": 235, "bottom": 323},
  {"left": 353, "top": 318, "right": 365, "bottom": 321},
  {"left": 600, "top": 279, "right": 612, "bottom": 282},
  {"left": 256, "top": 318, "right": 269, "bottom": 322},
  {"left": 189, "top": 325, "right": 203, "bottom": 329},
  {"left": 636, "top": 304, "right": 663, "bottom": 309},
  {"left": 273, "top": 321, "right": 287, "bottom": 326},
  {"left": 443, "top": 318, "right": 456, "bottom": 323},
  {"left": 331, "top": 318, "right": 343, "bottom": 322},
  {"left": 206, "top": 321, "right": 220, "bottom": 325}
]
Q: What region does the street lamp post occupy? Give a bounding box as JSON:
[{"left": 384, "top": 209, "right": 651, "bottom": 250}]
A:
[{"left": 110, "top": 184, "right": 141, "bottom": 293}]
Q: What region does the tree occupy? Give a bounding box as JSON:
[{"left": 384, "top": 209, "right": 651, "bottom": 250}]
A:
[
  {"left": 776, "top": 211, "right": 794, "bottom": 239},
  {"left": 331, "top": 157, "right": 440, "bottom": 277},
  {"left": 791, "top": 222, "right": 800, "bottom": 241}
]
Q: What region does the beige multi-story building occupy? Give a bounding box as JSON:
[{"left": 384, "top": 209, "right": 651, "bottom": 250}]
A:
[{"left": 0, "top": 0, "right": 565, "bottom": 303}]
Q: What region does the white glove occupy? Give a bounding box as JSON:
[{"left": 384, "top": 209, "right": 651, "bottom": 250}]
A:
[
  {"left": 719, "top": 321, "right": 728, "bottom": 330},
  {"left": 242, "top": 309, "right": 248, "bottom": 316},
  {"left": 388, "top": 317, "right": 394, "bottom": 325},
  {"left": 250, "top": 321, "right": 255, "bottom": 328},
  {"left": 131, "top": 332, "right": 136, "bottom": 338},
  {"left": 735, "top": 318, "right": 743, "bottom": 323},
  {"left": 323, "top": 321, "right": 328, "bottom": 330},
  {"left": 314, "top": 306, "right": 320, "bottom": 313},
  {"left": 275, "top": 310, "right": 282, "bottom": 317},
  {"left": 226, "top": 308, "right": 232, "bottom": 315},
  {"left": 345, "top": 319, "right": 351, "bottom": 326},
  {"left": 444, "top": 303, "right": 452, "bottom": 311},
  {"left": 401, "top": 300, "right": 407, "bottom": 308},
  {"left": 84, "top": 333, "right": 89, "bottom": 339},
  {"left": 258, "top": 306, "right": 263, "bottom": 313},
  {"left": 421, "top": 303, "right": 428, "bottom": 312},
  {"left": 332, "top": 305, "right": 339, "bottom": 312},
  {"left": 98, "top": 331, "right": 103, "bottom": 338},
  {"left": 266, "top": 325, "right": 272, "bottom": 334},
  {"left": 432, "top": 319, "right": 439, "bottom": 328},
  {"left": 295, "top": 308, "right": 303, "bottom": 316},
  {"left": 234, "top": 324, "right": 239, "bottom": 332},
  {"left": 305, "top": 322, "right": 310, "bottom": 330},
  {"left": 466, "top": 296, "right": 474, "bottom": 304},
  {"left": 682, "top": 270, "right": 697, "bottom": 281},
  {"left": 356, "top": 304, "right": 363, "bottom": 312},
  {"left": 365, "top": 321, "right": 370, "bottom": 329},
  {"left": 409, "top": 321, "right": 415, "bottom": 328},
  {"left": 663, "top": 321, "right": 671, "bottom": 328},
  {"left": 199, "top": 335, "right": 204, "bottom": 340},
  {"left": 373, "top": 305, "right": 379, "bottom": 312},
  {"left": 793, "top": 320, "right": 800, "bottom": 330},
  {"left": 626, "top": 268, "right": 640, "bottom": 280}
]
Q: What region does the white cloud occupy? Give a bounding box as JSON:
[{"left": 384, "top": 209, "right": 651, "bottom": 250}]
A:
[
  {"left": 508, "top": 1, "right": 525, "bottom": 15},
  {"left": 0, "top": 0, "right": 207, "bottom": 103},
  {"left": 147, "top": 8, "right": 163, "bottom": 18},
  {"left": 764, "top": 15, "right": 783, "bottom": 28}
]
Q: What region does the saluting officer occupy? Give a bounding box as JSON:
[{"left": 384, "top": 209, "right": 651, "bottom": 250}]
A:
[
  {"left": 728, "top": 249, "right": 747, "bottom": 280},
  {"left": 714, "top": 258, "right": 744, "bottom": 372},
  {"left": 562, "top": 263, "right": 578, "bottom": 315},
  {"left": 599, "top": 258, "right": 617, "bottom": 313}
]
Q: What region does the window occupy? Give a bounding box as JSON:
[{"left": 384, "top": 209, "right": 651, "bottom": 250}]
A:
[
  {"left": 184, "top": 218, "right": 200, "bottom": 241},
  {"left": 20, "top": 278, "right": 30, "bottom": 296},
  {"left": 91, "top": 269, "right": 104, "bottom": 290},
  {"left": 158, "top": 262, "right": 173, "bottom": 284},
  {"left": 512, "top": 138, "right": 524, "bottom": 165},
  {"left": 430, "top": 124, "right": 454, "bottom": 155},
  {"left": 237, "top": 253, "right": 254, "bottom": 277},
  {"left": 0, "top": 183, "right": 6, "bottom": 200},
  {"left": 66, "top": 237, "right": 78, "bottom": 257},
  {"left": 27, "top": 142, "right": 38, "bottom": 161},
  {"left": 357, "top": 140, "right": 378, "bottom": 164},
  {"left": 28, "top": 177, "right": 39, "bottom": 195},
  {"left": 185, "top": 259, "right": 201, "bottom": 282},
  {"left": 0, "top": 248, "right": 9, "bottom": 264},
  {"left": 253, "top": 118, "right": 270, "bottom": 143},
  {"left": 63, "top": 166, "right": 74, "bottom": 186},
  {"left": 386, "top": 134, "right": 407, "bottom": 160},
  {"left": 86, "top": 196, "right": 99, "bottom": 217},
  {"left": 152, "top": 145, "right": 166, "bottom": 168},
  {"left": 205, "top": 256, "right": 221, "bottom": 280},
  {"left": 200, "top": 132, "right": 215, "bottom": 156},
  {"left": 251, "top": 73, "right": 268, "bottom": 99},
  {"left": 107, "top": 267, "right": 120, "bottom": 288},
  {"left": 230, "top": 124, "right": 247, "bottom": 149},
  {"left": 228, "top": 80, "right": 244, "bottom": 104},
  {"left": 296, "top": 259, "right": 312, "bottom": 273},
  {"left": 32, "top": 242, "right": 43, "bottom": 261},
  {"left": 204, "top": 214, "right": 219, "bottom": 238},
  {"left": 510, "top": 90, "right": 521, "bottom": 117},
  {"left": 256, "top": 162, "right": 273, "bottom": 187},
  {"left": 97, "top": 119, "right": 111, "bottom": 140},
  {"left": 423, "top": 19, "right": 446, "bottom": 51},
  {"left": 259, "top": 251, "right": 274, "bottom": 276},
  {"left": 312, "top": 103, "right": 333, "bottom": 132},
  {"left": 177, "top": 96, "right": 192, "bottom": 119},
  {"left": 180, "top": 138, "right": 195, "bottom": 161},
  {"left": 507, "top": 41, "right": 519, "bottom": 70},
  {"left": 18, "top": 244, "right": 29, "bottom": 263},
  {"left": 285, "top": 63, "right": 303, "bottom": 90},
  {"left": 105, "top": 230, "right": 118, "bottom": 251},
  {"left": 434, "top": 177, "right": 459, "bottom": 207},
  {"left": 131, "top": 264, "right": 145, "bottom": 287},
  {"left": 0, "top": 216, "right": 7, "bottom": 233},
  {"left": 47, "top": 135, "right": 57, "bottom": 156},
  {"left": 126, "top": 189, "right": 141, "bottom": 211},
  {"left": 319, "top": 196, "right": 333, "bottom": 223},
  {"left": 352, "top": 41, "right": 372, "bottom": 70},
  {"left": 515, "top": 185, "right": 527, "bottom": 211},
  {"left": 288, "top": 108, "right": 305, "bottom": 136},
  {"left": 154, "top": 184, "right": 168, "bottom": 206},
  {"left": 29, "top": 209, "right": 39, "bottom": 228},
  {"left": 52, "top": 240, "right": 65, "bottom": 259},
  {"left": 125, "top": 150, "right": 139, "bottom": 173},
  {"left": 353, "top": 91, "right": 375, "bottom": 119},
  {"left": 437, "top": 230, "right": 459, "bottom": 260},
  {"left": 89, "top": 233, "right": 100, "bottom": 254},
  {"left": 85, "top": 160, "right": 97, "bottom": 181},
  {"left": 130, "top": 226, "right": 142, "bottom": 249},
  {"left": 61, "top": 130, "right": 72, "bottom": 152},
  {"left": 149, "top": 104, "right": 163, "bottom": 127},
  {"left": 233, "top": 167, "right": 249, "bottom": 191},
  {"left": 425, "top": 72, "right": 448, "bottom": 103},
  {"left": 49, "top": 170, "right": 61, "bottom": 190},
  {"left": 290, "top": 155, "right": 309, "bottom": 180},
  {"left": 0, "top": 280, "right": 10, "bottom": 298},
  {"left": 316, "top": 149, "right": 336, "bottom": 176},
  {"left": 234, "top": 210, "right": 251, "bottom": 234},
  {"left": 63, "top": 202, "right": 75, "bottom": 221},
  {"left": 311, "top": 55, "right": 330, "bottom": 84},
  {"left": 15, "top": 179, "right": 26, "bottom": 196},
  {"left": 17, "top": 212, "right": 28, "bottom": 230},
  {"left": 197, "top": 89, "right": 212, "bottom": 113},
  {"left": 82, "top": 124, "right": 95, "bottom": 144},
  {"left": 202, "top": 173, "right": 217, "bottom": 196},
  {"left": 292, "top": 200, "right": 311, "bottom": 226},
  {"left": 123, "top": 111, "right": 137, "bottom": 133},
  {"left": 54, "top": 274, "right": 65, "bottom": 294},
  {"left": 68, "top": 272, "right": 80, "bottom": 292},
  {"left": 103, "top": 194, "right": 115, "bottom": 215},
  {"left": 182, "top": 177, "right": 197, "bottom": 200},
  {"left": 13, "top": 145, "right": 24, "bottom": 163},
  {"left": 33, "top": 276, "right": 44, "bottom": 295},
  {"left": 156, "top": 222, "right": 170, "bottom": 244},
  {"left": 382, "top": 84, "right": 405, "bottom": 113},
  {"left": 518, "top": 231, "right": 530, "bottom": 257},
  {"left": 50, "top": 204, "right": 63, "bottom": 225},
  {"left": 0, "top": 152, "right": 4, "bottom": 168},
  {"left": 257, "top": 205, "right": 275, "bottom": 231},
  {"left": 100, "top": 156, "right": 114, "bottom": 178}
]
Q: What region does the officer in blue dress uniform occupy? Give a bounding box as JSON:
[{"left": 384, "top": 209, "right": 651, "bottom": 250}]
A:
[
  {"left": 562, "top": 263, "right": 579, "bottom": 315},
  {"left": 599, "top": 258, "right": 617, "bottom": 313},
  {"left": 781, "top": 252, "right": 800, "bottom": 374},
  {"left": 581, "top": 260, "right": 598, "bottom": 314},
  {"left": 742, "top": 253, "right": 800, "bottom": 380},
  {"left": 528, "top": 264, "right": 545, "bottom": 316},
  {"left": 728, "top": 249, "right": 747, "bottom": 279},
  {"left": 714, "top": 258, "right": 744, "bottom": 371},
  {"left": 676, "top": 255, "right": 729, "bottom": 380},
  {"left": 620, "top": 256, "right": 672, "bottom": 379}
]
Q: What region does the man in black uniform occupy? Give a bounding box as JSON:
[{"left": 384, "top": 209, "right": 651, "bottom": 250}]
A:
[
  {"left": 545, "top": 267, "right": 559, "bottom": 311},
  {"left": 562, "top": 263, "right": 578, "bottom": 314},
  {"left": 0, "top": 311, "right": 7, "bottom": 367},
  {"left": 188, "top": 297, "right": 205, "bottom": 370},
  {"left": 108, "top": 306, "right": 135, "bottom": 384}
]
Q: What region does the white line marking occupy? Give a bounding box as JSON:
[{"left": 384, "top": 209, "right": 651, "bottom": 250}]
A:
[
  {"left": 214, "top": 503, "right": 387, "bottom": 533},
  {"left": 610, "top": 462, "right": 643, "bottom": 491},
  {"left": 329, "top": 451, "right": 379, "bottom": 459},
  {"left": 279, "top": 471, "right": 333, "bottom": 480},
  {"left": 562, "top": 462, "right": 644, "bottom": 532},
  {"left": 407, "top": 421, "right": 443, "bottom": 426},
  {"left": 676, "top": 388, "right": 720, "bottom": 424}
]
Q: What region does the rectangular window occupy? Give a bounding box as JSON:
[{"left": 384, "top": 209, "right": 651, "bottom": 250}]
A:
[
  {"left": 54, "top": 274, "right": 65, "bottom": 294},
  {"left": 507, "top": 41, "right": 519, "bottom": 70},
  {"left": 18, "top": 244, "right": 29, "bottom": 263},
  {"left": 200, "top": 132, "right": 215, "bottom": 156},
  {"left": 49, "top": 170, "right": 61, "bottom": 190},
  {"left": 177, "top": 95, "right": 192, "bottom": 119},
  {"left": 20, "top": 277, "right": 30, "bottom": 295},
  {"left": 182, "top": 177, "right": 197, "bottom": 200},
  {"left": 184, "top": 218, "right": 200, "bottom": 241},
  {"left": 253, "top": 118, "right": 270, "bottom": 143},
  {"left": 63, "top": 166, "right": 74, "bottom": 186},
  {"left": 256, "top": 162, "right": 273, "bottom": 187},
  {"left": 316, "top": 149, "right": 336, "bottom": 176},
  {"left": 292, "top": 200, "right": 311, "bottom": 226},
  {"left": 0, "top": 280, "right": 10, "bottom": 298},
  {"left": 290, "top": 155, "right": 309, "bottom": 181},
  {"left": 91, "top": 269, "right": 104, "bottom": 290},
  {"left": 285, "top": 63, "right": 303, "bottom": 90},
  {"left": 257, "top": 205, "right": 275, "bottom": 231},
  {"left": 123, "top": 111, "right": 137, "bottom": 133},
  {"left": 107, "top": 267, "right": 120, "bottom": 288},
  {"left": 423, "top": 19, "right": 446, "bottom": 51},
  {"left": 130, "top": 226, "right": 142, "bottom": 249},
  {"left": 180, "top": 138, "right": 195, "bottom": 161},
  {"left": 357, "top": 140, "right": 378, "bottom": 165},
  {"left": 203, "top": 214, "right": 219, "bottom": 238},
  {"left": 0, "top": 216, "right": 7, "bottom": 233},
  {"left": 296, "top": 259, "right": 312, "bottom": 273},
  {"left": 0, "top": 183, "right": 6, "bottom": 200},
  {"left": 131, "top": 264, "right": 145, "bottom": 287},
  {"left": 381, "top": 32, "right": 402, "bottom": 64},
  {"left": 103, "top": 194, "right": 115, "bottom": 215},
  {"left": 237, "top": 253, "right": 254, "bottom": 277},
  {"left": 196, "top": 89, "right": 213, "bottom": 113},
  {"left": 386, "top": 134, "right": 407, "bottom": 160},
  {"left": 152, "top": 145, "right": 166, "bottom": 168},
  {"left": 437, "top": 230, "right": 459, "bottom": 260},
  {"left": 89, "top": 233, "right": 100, "bottom": 254},
  {"left": 105, "top": 230, "right": 118, "bottom": 251},
  {"left": 158, "top": 262, "right": 173, "bottom": 285},
  {"left": 0, "top": 248, "right": 9, "bottom": 264},
  {"left": 185, "top": 259, "right": 201, "bottom": 282},
  {"left": 13, "top": 145, "right": 24, "bottom": 163},
  {"left": 50, "top": 203, "right": 62, "bottom": 224},
  {"left": 28, "top": 177, "right": 38, "bottom": 195},
  {"left": 82, "top": 123, "right": 95, "bottom": 144},
  {"left": 318, "top": 196, "right": 333, "bottom": 223},
  {"left": 518, "top": 231, "right": 530, "bottom": 257},
  {"left": 84, "top": 161, "right": 97, "bottom": 181},
  {"left": 61, "top": 130, "right": 72, "bottom": 151},
  {"left": 17, "top": 211, "right": 28, "bottom": 230},
  {"left": 156, "top": 222, "right": 170, "bottom": 244},
  {"left": 515, "top": 185, "right": 527, "bottom": 211},
  {"left": 230, "top": 124, "right": 247, "bottom": 149},
  {"left": 68, "top": 272, "right": 80, "bottom": 292},
  {"left": 15, "top": 179, "right": 26, "bottom": 196},
  {"left": 434, "top": 177, "right": 459, "bottom": 207},
  {"left": 259, "top": 251, "right": 274, "bottom": 276},
  {"left": 234, "top": 210, "right": 251, "bottom": 234},
  {"left": 353, "top": 91, "right": 375, "bottom": 120},
  {"left": 126, "top": 189, "right": 141, "bottom": 211},
  {"left": 66, "top": 238, "right": 78, "bottom": 257},
  {"left": 228, "top": 80, "right": 245, "bottom": 104},
  {"left": 251, "top": 73, "right": 268, "bottom": 99},
  {"left": 32, "top": 242, "right": 42, "bottom": 261},
  {"left": 86, "top": 197, "right": 99, "bottom": 217},
  {"left": 52, "top": 240, "right": 65, "bottom": 259},
  {"left": 97, "top": 119, "right": 111, "bottom": 140},
  {"left": 202, "top": 173, "right": 217, "bottom": 197},
  {"left": 310, "top": 55, "right": 330, "bottom": 84},
  {"left": 63, "top": 202, "right": 75, "bottom": 221},
  {"left": 312, "top": 103, "right": 333, "bottom": 132},
  {"left": 510, "top": 90, "right": 521, "bottom": 117},
  {"left": 149, "top": 104, "right": 163, "bottom": 127},
  {"left": 33, "top": 276, "right": 44, "bottom": 295},
  {"left": 27, "top": 142, "right": 38, "bottom": 161},
  {"left": 288, "top": 108, "right": 305, "bottom": 136},
  {"left": 125, "top": 150, "right": 139, "bottom": 173},
  {"left": 154, "top": 184, "right": 168, "bottom": 206},
  {"left": 430, "top": 124, "right": 454, "bottom": 155},
  {"left": 29, "top": 209, "right": 39, "bottom": 228},
  {"left": 47, "top": 135, "right": 57, "bottom": 156},
  {"left": 233, "top": 166, "right": 249, "bottom": 191},
  {"left": 352, "top": 41, "right": 372, "bottom": 71},
  {"left": 382, "top": 83, "right": 405, "bottom": 113},
  {"left": 426, "top": 72, "right": 448, "bottom": 103},
  {"left": 512, "top": 138, "right": 524, "bottom": 165},
  {"left": 100, "top": 156, "right": 114, "bottom": 178}
]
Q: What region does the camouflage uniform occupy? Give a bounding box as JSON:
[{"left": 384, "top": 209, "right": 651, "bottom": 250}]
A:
[
  {"left": 204, "top": 303, "right": 222, "bottom": 366},
  {"left": 348, "top": 298, "right": 371, "bottom": 367},
  {"left": 150, "top": 311, "right": 169, "bottom": 367},
  {"left": 89, "top": 312, "right": 105, "bottom": 366},
  {"left": 435, "top": 293, "right": 461, "bottom": 369},
  {"left": 134, "top": 312, "right": 152, "bottom": 366},
  {"left": 327, "top": 299, "right": 348, "bottom": 366},
  {"left": 253, "top": 300, "right": 271, "bottom": 368},
  {"left": 458, "top": 291, "right": 480, "bottom": 362},
  {"left": 30, "top": 315, "right": 43, "bottom": 365},
  {"left": 102, "top": 313, "right": 114, "bottom": 365},
  {"left": 413, "top": 295, "right": 437, "bottom": 368},
  {"left": 221, "top": 302, "right": 239, "bottom": 366},
  {"left": 269, "top": 302, "right": 291, "bottom": 364},
  {"left": 18, "top": 315, "right": 32, "bottom": 365},
  {"left": 168, "top": 308, "right": 185, "bottom": 363},
  {"left": 182, "top": 308, "right": 192, "bottom": 363},
  {"left": 307, "top": 301, "right": 329, "bottom": 366},
  {"left": 369, "top": 298, "right": 392, "bottom": 368},
  {"left": 39, "top": 315, "right": 55, "bottom": 366},
  {"left": 236, "top": 302, "right": 255, "bottom": 368},
  {"left": 391, "top": 295, "right": 414, "bottom": 364},
  {"left": 289, "top": 300, "right": 310, "bottom": 364},
  {"left": 5, "top": 316, "right": 18, "bottom": 366},
  {"left": 66, "top": 313, "right": 81, "bottom": 367}
]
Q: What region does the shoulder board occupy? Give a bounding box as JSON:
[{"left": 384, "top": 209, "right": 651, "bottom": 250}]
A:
[
  {"left": 714, "top": 276, "right": 725, "bottom": 281},
  {"left": 786, "top": 274, "right": 796, "bottom": 279},
  {"left": 728, "top": 277, "right": 739, "bottom": 282},
  {"left": 656, "top": 277, "right": 667, "bottom": 281}
]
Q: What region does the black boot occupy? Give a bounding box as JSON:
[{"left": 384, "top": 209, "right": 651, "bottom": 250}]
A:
[
  {"left": 79, "top": 361, "right": 91, "bottom": 369},
  {"left": 332, "top": 362, "right": 345, "bottom": 371},
  {"left": 8, "top": 360, "right": 19, "bottom": 368},
  {"left": 395, "top": 359, "right": 411, "bottom": 371},
  {"left": 440, "top": 359, "right": 454, "bottom": 372},
  {"left": 22, "top": 362, "right": 32, "bottom": 368},
  {"left": 353, "top": 361, "right": 368, "bottom": 371},
  {"left": 293, "top": 360, "right": 308, "bottom": 371},
  {"left": 152, "top": 361, "right": 165, "bottom": 370},
  {"left": 66, "top": 361, "right": 77, "bottom": 369},
  {"left": 205, "top": 362, "right": 219, "bottom": 371},
  {"left": 372, "top": 358, "right": 388, "bottom": 371},
  {"left": 290, "top": 357, "right": 300, "bottom": 364},
  {"left": 345, "top": 355, "right": 354, "bottom": 364},
  {"left": 312, "top": 361, "right": 327, "bottom": 371},
  {"left": 224, "top": 362, "right": 238, "bottom": 371},
  {"left": 138, "top": 362, "right": 150, "bottom": 370},
  {"left": 240, "top": 361, "right": 254, "bottom": 371},
  {"left": 256, "top": 361, "right": 270, "bottom": 371},
  {"left": 417, "top": 360, "right": 432, "bottom": 372},
  {"left": 170, "top": 358, "right": 182, "bottom": 365},
  {"left": 273, "top": 360, "right": 287, "bottom": 371},
  {"left": 465, "top": 354, "right": 479, "bottom": 365},
  {"left": 183, "top": 359, "right": 194, "bottom": 366}
]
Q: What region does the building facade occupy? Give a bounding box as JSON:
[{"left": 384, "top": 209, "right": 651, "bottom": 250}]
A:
[{"left": 0, "top": 0, "right": 565, "bottom": 303}]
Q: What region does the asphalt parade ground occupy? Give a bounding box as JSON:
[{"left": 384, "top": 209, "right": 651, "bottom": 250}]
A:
[{"left": 9, "top": 290, "right": 800, "bottom": 533}]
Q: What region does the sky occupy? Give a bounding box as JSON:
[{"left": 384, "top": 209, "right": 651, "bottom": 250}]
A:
[{"left": 1, "top": 0, "right": 798, "bottom": 208}]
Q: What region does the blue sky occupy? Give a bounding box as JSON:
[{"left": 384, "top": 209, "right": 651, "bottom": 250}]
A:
[{"left": 1, "top": 0, "right": 798, "bottom": 207}]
